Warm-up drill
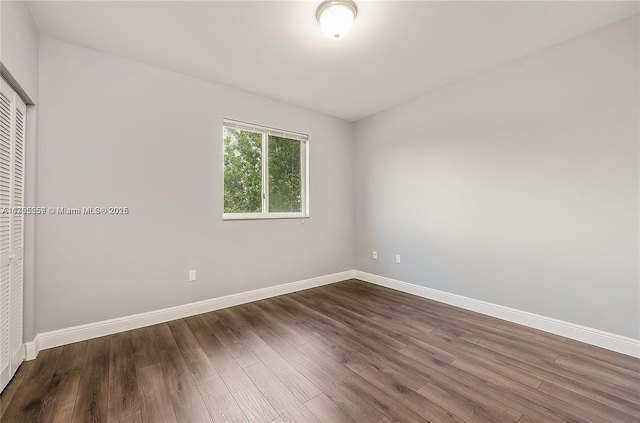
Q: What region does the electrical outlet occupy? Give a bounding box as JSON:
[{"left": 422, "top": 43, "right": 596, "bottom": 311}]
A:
[
  {"left": 372, "top": 251, "right": 378, "bottom": 259},
  {"left": 395, "top": 255, "right": 401, "bottom": 264},
  {"left": 189, "top": 270, "right": 197, "bottom": 282}
]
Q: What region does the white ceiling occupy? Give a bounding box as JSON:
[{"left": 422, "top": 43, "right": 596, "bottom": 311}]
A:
[{"left": 26, "top": 1, "right": 639, "bottom": 121}]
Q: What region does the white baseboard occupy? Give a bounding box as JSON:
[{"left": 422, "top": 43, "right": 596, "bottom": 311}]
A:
[
  {"left": 24, "top": 269, "right": 640, "bottom": 361},
  {"left": 24, "top": 270, "right": 354, "bottom": 360},
  {"left": 24, "top": 335, "right": 39, "bottom": 361},
  {"left": 354, "top": 270, "right": 640, "bottom": 358}
]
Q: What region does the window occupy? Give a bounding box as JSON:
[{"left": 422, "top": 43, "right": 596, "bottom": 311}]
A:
[{"left": 223, "top": 119, "right": 308, "bottom": 219}]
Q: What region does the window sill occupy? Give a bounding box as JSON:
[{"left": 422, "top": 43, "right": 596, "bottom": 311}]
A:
[{"left": 223, "top": 212, "right": 309, "bottom": 221}]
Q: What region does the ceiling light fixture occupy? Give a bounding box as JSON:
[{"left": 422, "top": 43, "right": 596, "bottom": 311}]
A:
[{"left": 316, "top": 0, "right": 358, "bottom": 40}]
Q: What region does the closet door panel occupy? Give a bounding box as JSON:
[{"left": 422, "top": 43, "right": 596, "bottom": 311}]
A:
[
  {"left": 0, "top": 83, "right": 13, "bottom": 392},
  {"left": 0, "top": 78, "right": 25, "bottom": 392},
  {"left": 9, "top": 99, "right": 25, "bottom": 372}
]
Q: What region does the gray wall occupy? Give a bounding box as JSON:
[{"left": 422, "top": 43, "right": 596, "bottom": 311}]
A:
[
  {"left": 0, "top": 0, "right": 39, "bottom": 342},
  {"left": 36, "top": 37, "right": 354, "bottom": 333},
  {"left": 1, "top": 0, "right": 39, "bottom": 98},
  {"left": 354, "top": 16, "right": 639, "bottom": 339},
  {"left": 27, "top": 13, "right": 640, "bottom": 341}
]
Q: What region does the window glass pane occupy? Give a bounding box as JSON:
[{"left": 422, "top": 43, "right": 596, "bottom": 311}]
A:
[
  {"left": 224, "top": 128, "right": 263, "bottom": 213},
  {"left": 268, "top": 136, "right": 302, "bottom": 213}
]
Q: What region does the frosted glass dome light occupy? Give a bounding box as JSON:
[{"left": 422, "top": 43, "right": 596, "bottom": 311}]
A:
[{"left": 316, "top": 0, "right": 358, "bottom": 40}]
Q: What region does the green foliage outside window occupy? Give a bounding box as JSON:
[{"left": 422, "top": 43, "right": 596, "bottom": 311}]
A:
[
  {"left": 268, "top": 136, "right": 301, "bottom": 213},
  {"left": 223, "top": 129, "right": 262, "bottom": 213},
  {"left": 224, "top": 128, "right": 302, "bottom": 214}
]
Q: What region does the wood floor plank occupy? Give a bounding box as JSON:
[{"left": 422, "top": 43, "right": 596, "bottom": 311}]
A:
[
  {"left": 347, "top": 280, "right": 501, "bottom": 327},
  {"left": 304, "top": 393, "right": 356, "bottom": 423},
  {"left": 152, "top": 323, "right": 213, "bottom": 423},
  {"left": 215, "top": 308, "right": 322, "bottom": 403},
  {"left": 452, "top": 357, "right": 616, "bottom": 423},
  {"left": 72, "top": 338, "right": 111, "bottom": 423},
  {"left": 295, "top": 341, "right": 432, "bottom": 423},
  {"left": 41, "top": 341, "right": 88, "bottom": 423},
  {"left": 397, "top": 343, "right": 457, "bottom": 366},
  {"left": 228, "top": 307, "right": 385, "bottom": 423},
  {"left": 131, "top": 326, "right": 159, "bottom": 370},
  {"left": 198, "top": 378, "right": 248, "bottom": 423},
  {"left": 412, "top": 364, "right": 523, "bottom": 423},
  {"left": 244, "top": 361, "right": 320, "bottom": 423},
  {"left": 448, "top": 352, "right": 543, "bottom": 389},
  {"left": 417, "top": 380, "right": 520, "bottom": 423},
  {"left": 287, "top": 293, "right": 561, "bottom": 423},
  {"left": 462, "top": 333, "right": 639, "bottom": 404},
  {"left": 496, "top": 321, "right": 567, "bottom": 343},
  {"left": 563, "top": 338, "right": 640, "bottom": 373},
  {"left": 202, "top": 310, "right": 261, "bottom": 368},
  {"left": 323, "top": 284, "right": 437, "bottom": 337},
  {"left": 308, "top": 338, "right": 371, "bottom": 374},
  {"left": 253, "top": 299, "right": 310, "bottom": 347},
  {"left": 451, "top": 317, "right": 561, "bottom": 362},
  {"left": 456, "top": 320, "right": 599, "bottom": 370},
  {"left": 167, "top": 319, "right": 220, "bottom": 385},
  {"left": 291, "top": 292, "right": 407, "bottom": 351},
  {"left": 4, "top": 280, "right": 639, "bottom": 423},
  {"left": 0, "top": 359, "right": 33, "bottom": 419},
  {"left": 241, "top": 300, "right": 311, "bottom": 348},
  {"left": 558, "top": 352, "right": 640, "bottom": 381},
  {"left": 1, "top": 347, "right": 63, "bottom": 423},
  {"left": 395, "top": 304, "right": 483, "bottom": 344},
  {"left": 108, "top": 332, "right": 141, "bottom": 421},
  {"left": 136, "top": 363, "right": 178, "bottom": 423},
  {"left": 301, "top": 339, "right": 466, "bottom": 423},
  {"left": 314, "top": 286, "right": 462, "bottom": 364},
  {"left": 339, "top": 282, "right": 484, "bottom": 342},
  {"left": 537, "top": 380, "right": 639, "bottom": 423},
  {"left": 350, "top": 287, "right": 564, "bottom": 372},
  {"left": 517, "top": 415, "right": 546, "bottom": 423},
  {"left": 475, "top": 337, "right": 556, "bottom": 367},
  {"left": 185, "top": 315, "right": 279, "bottom": 423},
  {"left": 358, "top": 365, "right": 471, "bottom": 423},
  {"left": 353, "top": 288, "right": 547, "bottom": 361},
  {"left": 430, "top": 328, "right": 640, "bottom": 417},
  {"left": 272, "top": 296, "right": 428, "bottom": 391},
  {"left": 249, "top": 300, "right": 371, "bottom": 373},
  {"left": 554, "top": 354, "right": 640, "bottom": 392},
  {"left": 492, "top": 319, "right": 639, "bottom": 378},
  {"left": 318, "top": 285, "right": 438, "bottom": 340},
  {"left": 330, "top": 283, "right": 484, "bottom": 345},
  {"left": 110, "top": 409, "right": 143, "bottom": 423}
]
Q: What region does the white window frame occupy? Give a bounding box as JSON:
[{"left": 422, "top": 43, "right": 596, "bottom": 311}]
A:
[{"left": 223, "top": 119, "right": 309, "bottom": 220}]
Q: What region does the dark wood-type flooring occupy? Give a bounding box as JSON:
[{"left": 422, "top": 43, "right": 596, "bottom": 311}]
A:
[{"left": 1, "top": 279, "right": 639, "bottom": 422}]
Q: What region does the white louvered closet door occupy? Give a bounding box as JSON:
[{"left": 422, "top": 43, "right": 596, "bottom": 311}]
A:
[{"left": 0, "top": 78, "right": 25, "bottom": 393}]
